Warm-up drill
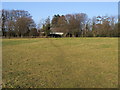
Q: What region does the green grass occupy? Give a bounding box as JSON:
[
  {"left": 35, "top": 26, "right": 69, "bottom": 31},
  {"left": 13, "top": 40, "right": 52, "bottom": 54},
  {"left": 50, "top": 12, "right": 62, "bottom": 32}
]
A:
[{"left": 2, "top": 37, "right": 118, "bottom": 88}]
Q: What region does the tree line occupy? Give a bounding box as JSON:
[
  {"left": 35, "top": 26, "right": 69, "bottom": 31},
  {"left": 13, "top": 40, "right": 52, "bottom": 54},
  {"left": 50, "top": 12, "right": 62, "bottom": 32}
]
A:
[{"left": 1, "top": 9, "right": 120, "bottom": 38}]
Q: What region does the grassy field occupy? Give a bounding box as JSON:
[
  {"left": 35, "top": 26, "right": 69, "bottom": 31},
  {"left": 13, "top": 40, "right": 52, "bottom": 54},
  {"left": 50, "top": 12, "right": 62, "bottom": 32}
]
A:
[{"left": 2, "top": 37, "right": 118, "bottom": 88}]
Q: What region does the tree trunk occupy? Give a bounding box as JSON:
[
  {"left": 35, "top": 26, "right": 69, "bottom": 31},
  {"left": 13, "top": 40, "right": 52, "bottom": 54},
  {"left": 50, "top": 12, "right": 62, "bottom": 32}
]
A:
[{"left": 21, "top": 35, "right": 23, "bottom": 38}]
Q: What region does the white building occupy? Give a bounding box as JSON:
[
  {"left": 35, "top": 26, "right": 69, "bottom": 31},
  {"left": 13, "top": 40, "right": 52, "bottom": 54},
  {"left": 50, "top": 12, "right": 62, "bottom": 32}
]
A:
[{"left": 50, "top": 32, "right": 64, "bottom": 35}]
